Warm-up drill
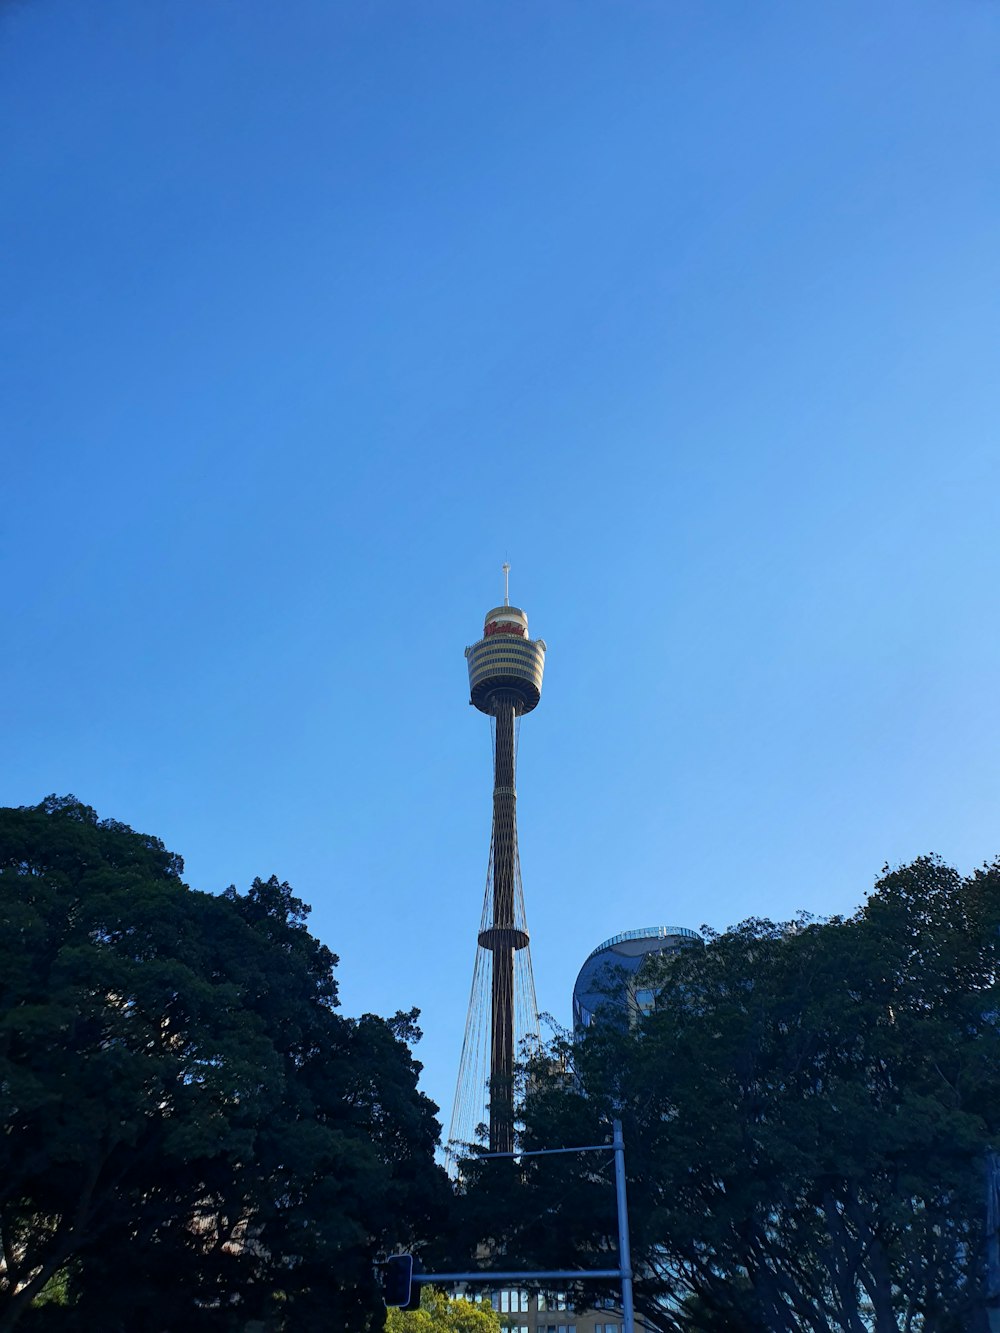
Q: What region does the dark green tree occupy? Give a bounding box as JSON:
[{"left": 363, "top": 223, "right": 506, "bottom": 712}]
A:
[
  {"left": 0, "top": 796, "right": 449, "bottom": 1332},
  {"left": 459, "top": 857, "right": 1000, "bottom": 1333}
]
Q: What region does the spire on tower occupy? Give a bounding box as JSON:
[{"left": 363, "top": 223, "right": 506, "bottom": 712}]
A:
[{"left": 502, "top": 561, "right": 510, "bottom": 607}]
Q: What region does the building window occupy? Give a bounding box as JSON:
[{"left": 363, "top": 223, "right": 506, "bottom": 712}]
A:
[{"left": 500, "top": 1290, "right": 529, "bottom": 1313}]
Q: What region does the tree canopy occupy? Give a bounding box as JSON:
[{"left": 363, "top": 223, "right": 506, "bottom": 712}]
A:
[
  {"left": 385, "top": 1287, "right": 500, "bottom": 1333},
  {"left": 458, "top": 857, "right": 1000, "bottom": 1333},
  {"left": 0, "top": 796, "right": 449, "bottom": 1332}
]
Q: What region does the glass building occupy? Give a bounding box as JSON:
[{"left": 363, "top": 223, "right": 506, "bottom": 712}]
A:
[
  {"left": 572, "top": 926, "right": 701, "bottom": 1030},
  {"left": 467, "top": 1286, "right": 624, "bottom": 1333}
]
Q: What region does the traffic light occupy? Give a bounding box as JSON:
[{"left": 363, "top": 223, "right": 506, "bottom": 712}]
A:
[{"left": 381, "top": 1253, "right": 419, "bottom": 1310}]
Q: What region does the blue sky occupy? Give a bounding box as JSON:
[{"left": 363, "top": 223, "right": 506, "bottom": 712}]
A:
[{"left": 3, "top": 0, "right": 1000, "bottom": 1131}]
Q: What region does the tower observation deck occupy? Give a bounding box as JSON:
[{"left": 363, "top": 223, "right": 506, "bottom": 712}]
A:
[{"left": 448, "top": 568, "right": 546, "bottom": 1162}]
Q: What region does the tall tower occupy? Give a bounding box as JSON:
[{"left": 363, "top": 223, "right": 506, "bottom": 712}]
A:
[{"left": 449, "top": 567, "right": 546, "bottom": 1159}]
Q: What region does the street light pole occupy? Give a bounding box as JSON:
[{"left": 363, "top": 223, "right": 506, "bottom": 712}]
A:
[
  {"left": 612, "top": 1119, "right": 635, "bottom": 1333},
  {"left": 408, "top": 1125, "right": 638, "bottom": 1332}
]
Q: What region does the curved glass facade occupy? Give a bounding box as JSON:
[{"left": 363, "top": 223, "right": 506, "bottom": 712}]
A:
[{"left": 572, "top": 925, "right": 701, "bottom": 1030}]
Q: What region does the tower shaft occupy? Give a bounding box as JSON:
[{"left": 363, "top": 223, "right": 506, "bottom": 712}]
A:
[{"left": 488, "top": 693, "right": 518, "bottom": 1154}]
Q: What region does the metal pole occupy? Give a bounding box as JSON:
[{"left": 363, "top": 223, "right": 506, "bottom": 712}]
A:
[
  {"left": 613, "top": 1119, "right": 636, "bottom": 1333},
  {"left": 413, "top": 1269, "right": 622, "bottom": 1284},
  {"left": 436, "top": 1133, "right": 635, "bottom": 1326},
  {"left": 476, "top": 1143, "right": 611, "bottom": 1159}
]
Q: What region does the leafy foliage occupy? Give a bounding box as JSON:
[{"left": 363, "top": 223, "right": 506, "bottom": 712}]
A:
[
  {"left": 0, "top": 796, "right": 449, "bottom": 1332},
  {"left": 385, "top": 1287, "right": 501, "bottom": 1333},
  {"left": 459, "top": 857, "right": 1000, "bottom": 1333}
]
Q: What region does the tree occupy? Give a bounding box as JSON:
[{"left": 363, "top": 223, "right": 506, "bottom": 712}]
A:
[
  {"left": 458, "top": 857, "right": 1000, "bottom": 1333},
  {"left": 0, "top": 796, "right": 450, "bottom": 1332},
  {"left": 385, "top": 1287, "right": 501, "bottom": 1333}
]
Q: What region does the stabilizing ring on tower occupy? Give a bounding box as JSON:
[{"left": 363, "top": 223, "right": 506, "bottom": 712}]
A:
[{"left": 477, "top": 925, "right": 531, "bottom": 952}]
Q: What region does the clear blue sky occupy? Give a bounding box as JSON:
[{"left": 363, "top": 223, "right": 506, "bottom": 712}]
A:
[{"left": 3, "top": 0, "right": 999, "bottom": 1130}]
